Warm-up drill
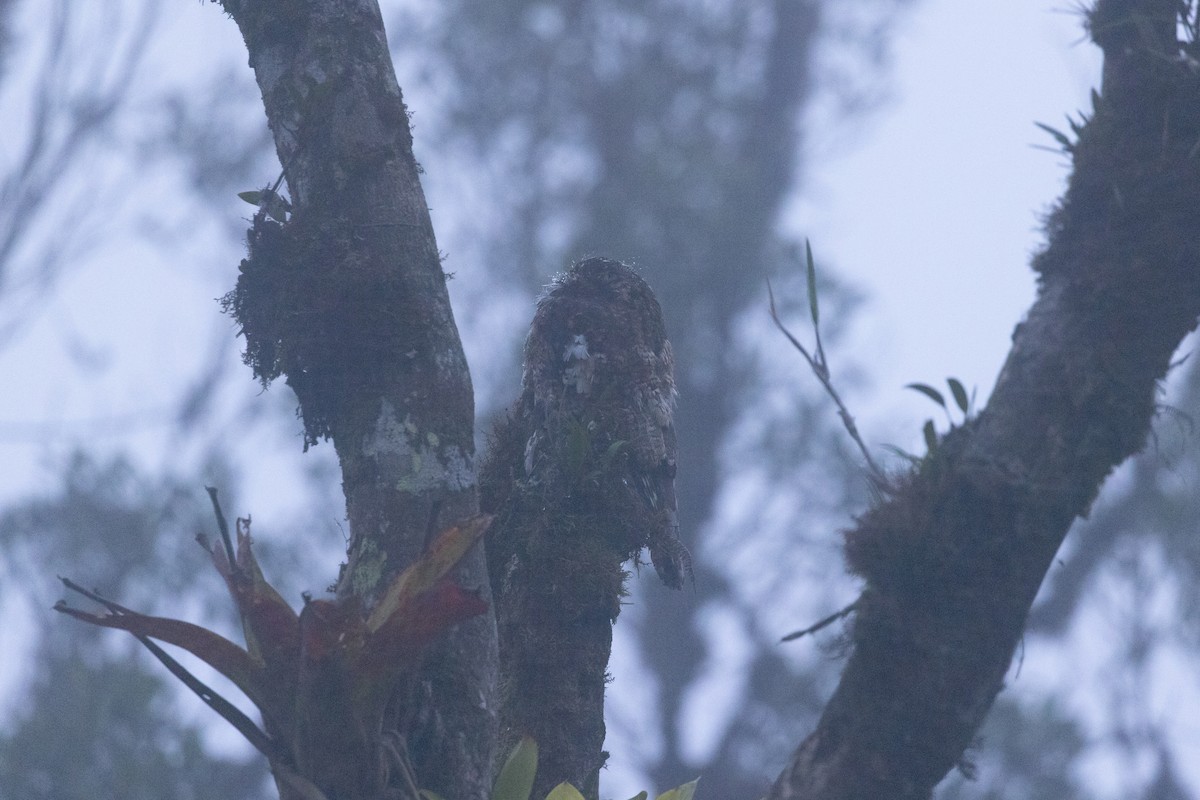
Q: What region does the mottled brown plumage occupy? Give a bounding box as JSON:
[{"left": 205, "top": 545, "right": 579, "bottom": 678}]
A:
[{"left": 518, "top": 257, "right": 691, "bottom": 588}]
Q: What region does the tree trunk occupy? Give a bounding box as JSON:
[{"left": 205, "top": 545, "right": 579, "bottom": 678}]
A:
[
  {"left": 219, "top": 1, "right": 496, "bottom": 797},
  {"left": 769, "top": 1, "right": 1200, "bottom": 797}
]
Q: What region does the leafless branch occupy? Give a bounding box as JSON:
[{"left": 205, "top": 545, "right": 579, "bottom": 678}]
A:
[
  {"left": 768, "top": 277, "right": 886, "bottom": 483},
  {"left": 0, "top": 0, "right": 158, "bottom": 344}
]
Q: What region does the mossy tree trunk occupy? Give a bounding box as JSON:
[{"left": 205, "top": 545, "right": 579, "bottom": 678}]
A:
[
  {"left": 768, "top": 1, "right": 1200, "bottom": 797},
  {"left": 218, "top": 1, "right": 495, "bottom": 798}
]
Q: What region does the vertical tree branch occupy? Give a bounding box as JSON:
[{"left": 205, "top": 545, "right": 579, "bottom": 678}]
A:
[
  {"left": 768, "top": 1, "right": 1200, "bottom": 797},
  {"left": 480, "top": 259, "right": 685, "bottom": 800},
  {"left": 217, "top": 1, "right": 495, "bottom": 797}
]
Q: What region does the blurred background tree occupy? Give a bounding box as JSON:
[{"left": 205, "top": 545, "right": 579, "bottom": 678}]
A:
[
  {"left": 1, "top": 1, "right": 1197, "bottom": 799},
  {"left": 0, "top": 455, "right": 269, "bottom": 800}
]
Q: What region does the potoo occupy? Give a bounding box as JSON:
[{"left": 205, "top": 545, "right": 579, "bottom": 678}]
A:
[
  {"left": 479, "top": 257, "right": 690, "bottom": 795},
  {"left": 506, "top": 256, "right": 690, "bottom": 589}
]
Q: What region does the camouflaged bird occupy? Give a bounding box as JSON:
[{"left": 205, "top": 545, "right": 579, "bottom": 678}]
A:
[{"left": 517, "top": 257, "right": 691, "bottom": 588}]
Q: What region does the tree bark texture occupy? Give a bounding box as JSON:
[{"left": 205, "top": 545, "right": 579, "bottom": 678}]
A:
[
  {"left": 218, "top": 1, "right": 495, "bottom": 797},
  {"left": 768, "top": 2, "right": 1200, "bottom": 798},
  {"left": 480, "top": 410, "right": 619, "bottom": 800}
]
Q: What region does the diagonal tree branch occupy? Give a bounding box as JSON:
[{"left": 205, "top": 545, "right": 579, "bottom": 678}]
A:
[{"left": 768, "top": 1, "right": 1200, "bottom": 797}]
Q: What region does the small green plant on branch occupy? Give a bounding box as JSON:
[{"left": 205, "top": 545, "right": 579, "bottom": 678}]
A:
[
  {"left": 885, "top": 376, "right": 976, "bottom": 463},
  {"left": 767, "top": 239, "right": 885, "bottom": 483},
  {"left": 434, "top": 736, "right": 697, "bottom": 800}
]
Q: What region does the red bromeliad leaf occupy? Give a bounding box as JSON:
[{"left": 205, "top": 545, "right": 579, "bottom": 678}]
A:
[
  {"left": 54, "top": 601, "right": 269, "bottom": 710},
  {"left": 356, "top": 578, "right": 487, "bottom": 707},
  {"left": 200, "top": 520, "right": 302, "bottom": 740},
  {"left": 294, "top": 598, "right": 381, "bottom": 799},
  {"left": 205, "top": 519, "right": 300, "bottom": 674},
  {"left": 298, "top": 598, "right": 368, "bottom": 664},
  {"left": 373, "top": 578, "right": 486, "bottom": 662},
  {"left": 58, "top": 509, "right": 492, "bottom": 792},
  {"left": 366, "top": 513, "right": 492, "bottom": 633},
  {"left": 353, "top": 515, "right": 492, "bottom": 706}
]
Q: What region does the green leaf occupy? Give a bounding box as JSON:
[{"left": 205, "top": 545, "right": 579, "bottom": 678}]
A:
[
  {"left": 805, "top": 238, "right": 819, "bottom": 327},
  {"left": 905, "top": 383, "right": 946, "bottom": 409},
  {"left": 946, "top": 378, "right": 970, "bottom": 415},
  {"left": 922, "top": 419, "right": 938, "bottom": 454},
  {"left": 656, "top": 778, "right": 699, "bottom": 800},
  {"left": 492, "top": 736, "right": 538, "bottom": 800},
  {"left": 1034, "top": 121, "right": 1073, "bottom": 152},
  {"left": 880, "top": 444, "right": 921, "bottom": 465},
  {"left": 237, "top": 188, "right": 291, "bottom": 221},
  {"left": 544, "top": 783, "right": 587, "bottom": 800},
  {"left": 262, "top": 190, "right": 291, "bottom": 223},
  {"left": 275, "top": 764, "right": 333, "bottom": 800}
]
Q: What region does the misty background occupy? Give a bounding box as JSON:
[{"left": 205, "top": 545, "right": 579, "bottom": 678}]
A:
[{"left": 1, "top": 2, "right": 1197, "bottom": 799}]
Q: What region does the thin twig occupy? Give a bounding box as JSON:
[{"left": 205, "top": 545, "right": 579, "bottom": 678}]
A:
[
  {"left": 58, "top": 576, "right": 138, "bottom": 615},
  {"left": 206, "top": 486, "right": 238, "bottom": 571},
  {"left": 767, "top": 280, "right": 886, "bottom": 482},
  {"left": 780, "top": 599, "right": 860, "bottom": 642}
]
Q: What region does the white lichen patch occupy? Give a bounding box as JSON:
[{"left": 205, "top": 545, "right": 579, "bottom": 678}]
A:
[
  {"left": 362, "top": 398, "right": 475, "bottom": 492},
  {"left": 350, "top": 536, "right": 388, "bottom": 597},
  {"left": 303, "top": 62, "right": 328, "bottom": 88}
]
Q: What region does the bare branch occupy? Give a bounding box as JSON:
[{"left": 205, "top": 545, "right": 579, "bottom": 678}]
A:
[
  {"left": 767, "top": 277, "right": 885, "bottom": 483},
  {"left": 0, "top": 0, "right": 158, "bottom": 344}
]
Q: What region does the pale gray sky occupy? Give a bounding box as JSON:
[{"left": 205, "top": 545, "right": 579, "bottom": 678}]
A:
[
  {"left": 799, "top": 2, "right": 1100, "bottom": 446},
  {"left": 4, "top": 4, "right": 1193, "bottom": 798}
]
